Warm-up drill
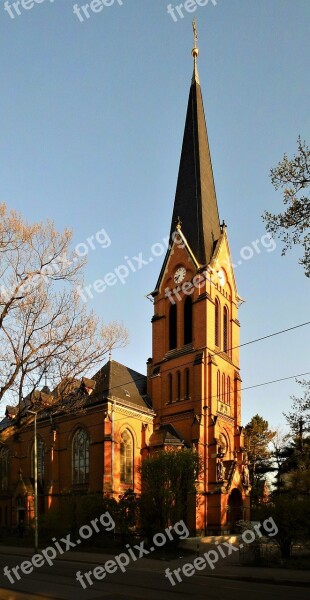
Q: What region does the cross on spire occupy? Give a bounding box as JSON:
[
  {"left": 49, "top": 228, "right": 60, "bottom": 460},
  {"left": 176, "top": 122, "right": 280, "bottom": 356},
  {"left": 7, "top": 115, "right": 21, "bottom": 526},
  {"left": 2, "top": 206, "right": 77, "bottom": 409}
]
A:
[
  {"left": 191, "top": 18, "right": 200, "bottom": 84},
  {"left": 192, "top": 18, "right": 198, "bottom": 52}
]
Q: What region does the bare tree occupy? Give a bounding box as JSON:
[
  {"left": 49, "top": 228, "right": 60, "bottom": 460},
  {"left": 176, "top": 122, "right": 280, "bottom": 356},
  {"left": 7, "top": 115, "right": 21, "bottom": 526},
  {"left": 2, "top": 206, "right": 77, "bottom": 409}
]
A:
[
  {"left": 0, "top": 203, "right": 128, "bottom": 411},
  {"left": 263, "top": 136, "right": 310, "bottom": 277}
]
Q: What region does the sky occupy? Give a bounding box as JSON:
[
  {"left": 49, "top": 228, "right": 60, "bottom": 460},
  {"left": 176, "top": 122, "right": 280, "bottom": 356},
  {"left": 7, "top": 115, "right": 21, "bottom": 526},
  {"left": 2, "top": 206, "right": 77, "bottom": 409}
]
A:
[{"left": 0, "top": 0, "right": 309, "bottom": 431}]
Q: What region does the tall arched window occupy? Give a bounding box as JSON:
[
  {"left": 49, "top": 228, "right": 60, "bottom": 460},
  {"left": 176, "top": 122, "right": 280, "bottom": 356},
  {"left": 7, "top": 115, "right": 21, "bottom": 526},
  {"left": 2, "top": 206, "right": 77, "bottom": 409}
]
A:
[
  {"left": 227, "top": 376, "right": 231, "bottom": 405},
  {"left": 185, "top": 369, "right": 190, "bottom": 399},
  {"left": 222, "top": 374, "right": 226, "bottom": 402},
  {"left": 168, "top": 373, "right": 173, "bottom": 403},
  {"left": 31, "top": 439, "right": 45, "bottom": 484},
  {"left": 223, "top": 306, "right": 229, "bottom": 353},
  {"left": 176, "top": 371, "right": 181, "bottom": 401},
  {"left": 217, "top": 370, "right": 220, "bottom": 400},
  {"left": 184, "top": 297, "right": 193, "bottom": 345},
  {"left": 120, "top": 429, "right": 133, "bottom": 485},
  {"left": 169, "top": 303, "right": 177, "bottom": 350},
  {"left": 215, "top": 298, "right": 220, "bottom": 347},
  {"left": 0, "top": 447, "right": 9, "bottom": 491},
  {"left": 72, "top": 429, "right": 89, "bottom": 484}
]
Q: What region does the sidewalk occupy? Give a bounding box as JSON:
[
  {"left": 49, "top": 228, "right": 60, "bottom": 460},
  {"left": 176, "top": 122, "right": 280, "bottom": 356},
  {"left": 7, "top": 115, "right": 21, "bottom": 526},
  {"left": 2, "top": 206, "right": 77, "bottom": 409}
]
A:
[{"left": 0, "top": 543, "right": 309, "bottom": 588}]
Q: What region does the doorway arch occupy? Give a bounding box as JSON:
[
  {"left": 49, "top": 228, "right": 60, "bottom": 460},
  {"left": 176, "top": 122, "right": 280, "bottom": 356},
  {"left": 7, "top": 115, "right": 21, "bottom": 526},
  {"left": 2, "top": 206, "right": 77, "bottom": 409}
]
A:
[{"left": 228, "top": 488, "right": 243, "bottom": 533}]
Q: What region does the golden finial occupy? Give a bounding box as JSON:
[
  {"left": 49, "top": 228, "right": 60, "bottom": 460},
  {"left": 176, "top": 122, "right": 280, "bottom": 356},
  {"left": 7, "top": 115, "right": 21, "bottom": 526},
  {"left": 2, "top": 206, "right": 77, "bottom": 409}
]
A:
[
  {"left": 192, "top": 18, "right": 199, "bottom": 59},
  {"left": 191, "top": 19, "right": 200, "bottom": 84}
]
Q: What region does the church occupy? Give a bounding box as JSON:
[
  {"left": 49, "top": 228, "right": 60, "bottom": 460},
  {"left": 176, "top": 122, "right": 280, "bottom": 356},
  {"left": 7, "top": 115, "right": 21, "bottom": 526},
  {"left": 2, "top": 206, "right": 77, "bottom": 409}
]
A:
[{"left": 0, "top": 30, "right": 250, "bottom": 535}]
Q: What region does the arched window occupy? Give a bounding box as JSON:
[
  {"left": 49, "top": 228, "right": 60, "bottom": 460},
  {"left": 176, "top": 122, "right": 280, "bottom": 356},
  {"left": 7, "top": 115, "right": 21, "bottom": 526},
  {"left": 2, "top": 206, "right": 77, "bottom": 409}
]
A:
[
  {"left": 223, "top": 306, "right": 229, "bottom": 353},
  {"left": 120, "top": 429, "right": 133, "bottom": 485},
  {"left": 184, "top": 297, "right": 192, "bottom": 345},
  {"left": 168, "top": 373, "right": 173, "bottom": 403},
  {"left": 31, "top": 439, "right": 45, "bottom": 484},
  {"left": 169, "top": 303, "right": 177, "bottom": 350},
  {"left": 222, "top": 374, "right": 226, "bottom": 402},
  {"left": 217, "top": 371, "right": 220, "bottom": 400},
  {"left": 0, "top": 447, "right": 9, "bottom": 491},
  {"left": 72, "top": 429, "right": 89, "bottom": 484},
  {"left": 185, "top": 369, "right": 190, "bottom": 399},
  {"left": 176, "top": 371, "right": 181, "bottom": 401},
  {"left": 215, "top": 298, "right": 220, "bottom": 347},
  {"left": 227, "top": 376, "right": 231, "bottom": 405}
]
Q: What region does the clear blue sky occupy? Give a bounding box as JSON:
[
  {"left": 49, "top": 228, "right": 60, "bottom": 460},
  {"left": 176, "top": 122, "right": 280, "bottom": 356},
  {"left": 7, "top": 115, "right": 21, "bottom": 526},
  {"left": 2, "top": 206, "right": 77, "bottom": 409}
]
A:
[{"left": 0, "top": 0, "right": 309, "bottom": 430}]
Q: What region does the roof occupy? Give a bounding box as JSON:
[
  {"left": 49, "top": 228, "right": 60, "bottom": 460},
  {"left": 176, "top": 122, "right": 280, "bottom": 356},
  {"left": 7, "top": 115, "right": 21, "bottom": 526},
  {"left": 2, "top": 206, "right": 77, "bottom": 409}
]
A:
[
  {"left": 0, "top": 360, "right": 153, "bottom": 431},
  {"left": 149, "top": 424, "right": 185, "bottom": 448},
  {"left": 91, "top": 359, "right": 153, "bottom": 411},
  {"left": 169, "top": 61, "right": 221, "bottom": 267}
]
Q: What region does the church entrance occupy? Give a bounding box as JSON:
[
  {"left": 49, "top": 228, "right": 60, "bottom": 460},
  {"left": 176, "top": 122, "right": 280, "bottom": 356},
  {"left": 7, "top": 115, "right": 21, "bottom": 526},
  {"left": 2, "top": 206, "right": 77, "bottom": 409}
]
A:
[{"left": 228, "top": 488, "right": 243, "bottom": 533}]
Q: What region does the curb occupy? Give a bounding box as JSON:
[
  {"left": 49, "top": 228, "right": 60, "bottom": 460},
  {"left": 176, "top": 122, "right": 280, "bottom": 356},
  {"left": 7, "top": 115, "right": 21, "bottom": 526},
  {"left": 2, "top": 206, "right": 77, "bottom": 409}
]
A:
[
  {"left": 202, "top": 573, "right": 310, "bottom": 588},
  {"left": 1, "top": 546, "right": 310, "bottom": 588}
]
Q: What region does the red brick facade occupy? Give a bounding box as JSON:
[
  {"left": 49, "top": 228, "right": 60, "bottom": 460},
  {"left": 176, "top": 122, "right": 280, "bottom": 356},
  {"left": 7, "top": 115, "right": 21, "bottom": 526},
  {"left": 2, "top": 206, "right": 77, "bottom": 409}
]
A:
[{"left": 0, "top": 51, "right": 250, "bottom": 535}]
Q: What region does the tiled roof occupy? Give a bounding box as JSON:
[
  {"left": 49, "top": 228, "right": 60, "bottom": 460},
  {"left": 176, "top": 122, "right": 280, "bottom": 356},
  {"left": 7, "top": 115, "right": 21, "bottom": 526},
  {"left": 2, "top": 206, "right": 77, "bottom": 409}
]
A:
[{"left": 90, "top": 359, "right": 153, "bottom": 411}]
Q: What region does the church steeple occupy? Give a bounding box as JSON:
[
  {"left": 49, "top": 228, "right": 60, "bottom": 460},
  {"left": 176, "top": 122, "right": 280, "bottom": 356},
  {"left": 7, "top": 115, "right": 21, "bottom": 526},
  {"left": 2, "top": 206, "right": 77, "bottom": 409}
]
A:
[{"left": 169, "top": 20, "right": 221, "bottom": 266}]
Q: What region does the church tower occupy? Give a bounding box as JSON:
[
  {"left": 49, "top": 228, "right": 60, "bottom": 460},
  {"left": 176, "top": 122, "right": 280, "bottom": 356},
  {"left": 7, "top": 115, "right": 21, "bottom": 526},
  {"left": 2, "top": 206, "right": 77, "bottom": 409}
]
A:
[{"left": 147, "top": 23, "right": 250, "bottom": 534}]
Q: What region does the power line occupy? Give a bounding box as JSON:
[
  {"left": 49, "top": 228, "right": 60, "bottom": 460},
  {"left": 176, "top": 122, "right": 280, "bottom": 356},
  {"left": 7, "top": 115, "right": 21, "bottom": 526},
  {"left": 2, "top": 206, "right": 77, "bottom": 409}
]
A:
[
  {"left": 2, "top": 321, "right": 309, "bottom": 426},
  {"left": 3, "top": 322, "right": 310, "bottom": 400},
  {"left": 102, "top": 320, "right": 310, "bottom": 393},
  {"left": 211, "top": 321, "right": 310, "bottom": 358},
  {"left": 25, "top": 369, "right": 310, "bottom": 436}
]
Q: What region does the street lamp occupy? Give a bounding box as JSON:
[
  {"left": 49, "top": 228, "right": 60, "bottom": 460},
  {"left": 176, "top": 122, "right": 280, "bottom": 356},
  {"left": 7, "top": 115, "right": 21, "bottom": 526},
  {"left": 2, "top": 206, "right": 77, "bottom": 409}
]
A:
[{"left": 27, "top": 409, "right": 38, "bottom": 552}]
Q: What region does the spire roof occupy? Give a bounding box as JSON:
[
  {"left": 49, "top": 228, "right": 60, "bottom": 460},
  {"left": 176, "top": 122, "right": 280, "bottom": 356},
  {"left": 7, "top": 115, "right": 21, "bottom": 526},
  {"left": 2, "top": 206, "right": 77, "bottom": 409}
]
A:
[{"left": 169, "top": 28, "right": 221, "bottom": 266}]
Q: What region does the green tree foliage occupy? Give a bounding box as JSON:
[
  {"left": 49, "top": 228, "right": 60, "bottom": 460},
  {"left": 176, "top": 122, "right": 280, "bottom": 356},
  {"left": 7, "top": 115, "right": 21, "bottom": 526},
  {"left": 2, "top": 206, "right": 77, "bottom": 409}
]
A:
[
  {"left": 278, "top": 380, "right": 310, "bottom": 495},
  {"left": 263, "top": 136, "right": 310, "bottom": 277},
  {"left": 244, "top": 414, "right": 275, "bottom": 506},
  {"left": 38, "top": 492, "right": 140, "bottom": 546},
  {"left": 115, "top": 489, "right": 139, "bottom": 541},
  {"left": 139, "top": 449, "right": 201, "bottom": 537},
  {"left": 284, "top": 379, "right": 310, "bottom": 436},
  {"left": 259, "top": 382, "right": 310, "bottom": 558}
]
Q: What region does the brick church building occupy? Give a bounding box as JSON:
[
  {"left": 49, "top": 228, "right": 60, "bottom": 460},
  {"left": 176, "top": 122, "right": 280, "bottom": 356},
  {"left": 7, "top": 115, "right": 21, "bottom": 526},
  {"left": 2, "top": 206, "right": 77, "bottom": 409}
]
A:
[{"left": 0, "top": 37, "right": 250, "bottom": 535}]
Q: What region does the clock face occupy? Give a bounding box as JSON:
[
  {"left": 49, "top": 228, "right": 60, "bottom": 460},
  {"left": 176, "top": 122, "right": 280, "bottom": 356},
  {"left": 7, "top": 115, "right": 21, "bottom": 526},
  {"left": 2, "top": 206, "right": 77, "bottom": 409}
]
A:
[
  {"left": 174, "top": 266, "right": 186, "bottom": 284},
  {"left": 218, "top": 269, "right": 226, "bottom": 287}
]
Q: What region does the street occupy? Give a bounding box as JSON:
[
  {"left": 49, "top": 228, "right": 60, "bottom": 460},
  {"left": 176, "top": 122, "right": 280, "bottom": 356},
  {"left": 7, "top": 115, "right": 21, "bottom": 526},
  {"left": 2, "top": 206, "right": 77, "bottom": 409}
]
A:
[{"left": 0, "top": 554, "right": 309, "bottom": 600}]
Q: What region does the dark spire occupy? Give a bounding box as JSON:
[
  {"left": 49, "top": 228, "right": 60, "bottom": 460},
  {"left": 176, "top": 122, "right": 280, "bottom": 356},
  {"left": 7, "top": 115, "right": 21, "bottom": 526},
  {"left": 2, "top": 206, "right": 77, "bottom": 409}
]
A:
[{"left": 169, "top": 22, "right": 221, "bottom": 266}]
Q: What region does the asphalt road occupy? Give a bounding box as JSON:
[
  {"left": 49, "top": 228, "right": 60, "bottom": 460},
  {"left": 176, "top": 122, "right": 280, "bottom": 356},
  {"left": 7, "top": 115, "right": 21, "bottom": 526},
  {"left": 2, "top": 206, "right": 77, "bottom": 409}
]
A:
[{"left": 0, "top": 555, "right": 309, "bottom": 600}]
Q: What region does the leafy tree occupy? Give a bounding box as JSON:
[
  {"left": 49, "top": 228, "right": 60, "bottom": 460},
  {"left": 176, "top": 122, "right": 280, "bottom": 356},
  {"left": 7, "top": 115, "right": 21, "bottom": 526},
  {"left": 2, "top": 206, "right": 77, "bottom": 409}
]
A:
[
  {"left": 258, "top": 495, "right": 310, "bottom": 559},
  {"left": 255, "top": 384, "right": 310, "bottom": 559},
  {"left": 283, "top": 379, "right": 310, "bottom": 436},
  {"left": 263, "top": 136, "right": 310, "bottom": 277},
  {"left": 278, "top": 380, "right": 310, "bottom": 495},
  {"left": 270, "top": 427, "right": 290, "bottom": 493},
  {"left": 0, "top": 203, "right": 128, "bottom": 411},
  {"left": 116, "top": 489, "right": 139, "bottom": 541},
  {"left": 244, "top": 414, "right": 275, "bottom": 506},
  {"left": 139, "top": 449, "right": 201, "bottom": 537}
]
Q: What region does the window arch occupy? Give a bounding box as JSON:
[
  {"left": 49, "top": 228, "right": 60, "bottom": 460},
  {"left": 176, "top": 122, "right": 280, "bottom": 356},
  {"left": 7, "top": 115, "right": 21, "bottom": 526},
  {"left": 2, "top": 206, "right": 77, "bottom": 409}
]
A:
[
  {"left": 0, "top": 447, "right": 9, "bottom": 491},
  {"left": 176, "top": 371, "right": 181, "bottom": 401},
  {"left": 169, "top": 303, "right": 177, "bottom": 350},
  {"left": 120, "top": 429, "right": 133, "bottom": 485},
  {"left": 185, "top": 369, "right": 190, "bottom": 399},
  {"left": 215, "top": 298, "right": 220, "bottom": 347},
  {"left": 217, "top": 371, "right": 220, "bottom": 400},
  {"left": 223, "top": 306, "right": 229, "bottom": 353},
  {"left": 227, "top": 376, "right": 231, "bottom": 405},
  {"left": 72, "top": 429, "right": 89, "bottom": 484},
  {"left": 31, "top": 439, "right": 45, "bottom": 484},
  {"left": 168, "top": 373, "right": 173, "bottom": 403},
  {"left": 184, "top": 297, "right": 192, "bottom": 345},
  {"left": 222, "top": 374, "right": 226, "bottom": 402}
]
